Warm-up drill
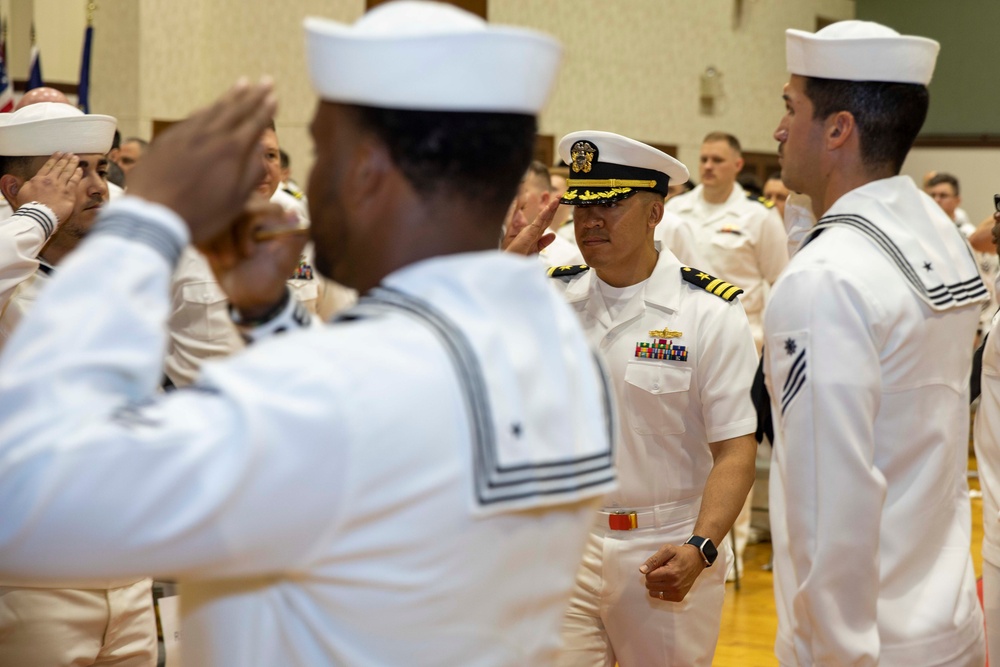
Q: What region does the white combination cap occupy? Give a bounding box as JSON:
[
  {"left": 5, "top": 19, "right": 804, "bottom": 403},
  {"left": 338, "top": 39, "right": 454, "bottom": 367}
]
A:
[
  {"left": 786, "top": 20, "right": 939, "bottom": 86},
  {"left": 557, "top": 131, "right": 689, "bottom": 206},
  {"left": 303, "top": 1, "right": 562, "bottom": 114},
  {"left": 0, "top": 102, "right": 116, "bottom": 157}
]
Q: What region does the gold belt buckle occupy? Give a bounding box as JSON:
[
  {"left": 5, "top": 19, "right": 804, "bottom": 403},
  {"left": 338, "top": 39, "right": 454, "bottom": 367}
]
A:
[{"left": 608, "top": 511, "right": 638, "bottom": 531}]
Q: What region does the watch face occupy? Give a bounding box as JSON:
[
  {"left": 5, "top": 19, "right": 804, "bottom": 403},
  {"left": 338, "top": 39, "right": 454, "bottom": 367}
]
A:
[
  {"left": 688, "top": 535, "right": 718, "bottom": 565},
  {"left": 702, "top": 538, "right": 718, "bottom": 564}
]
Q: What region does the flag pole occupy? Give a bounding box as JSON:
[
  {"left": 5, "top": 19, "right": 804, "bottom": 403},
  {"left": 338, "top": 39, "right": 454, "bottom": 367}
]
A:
[{"left": 78, "top": 2, "right": 96, "bottom": 112}]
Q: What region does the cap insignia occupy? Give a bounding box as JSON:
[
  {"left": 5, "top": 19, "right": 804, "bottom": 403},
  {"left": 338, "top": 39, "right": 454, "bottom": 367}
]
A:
[{"left": 570, "top": 140, "right": 597, "bottom": 174}]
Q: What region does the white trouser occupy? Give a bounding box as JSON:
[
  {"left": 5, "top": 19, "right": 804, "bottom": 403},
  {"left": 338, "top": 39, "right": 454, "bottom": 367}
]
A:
[
  {"left": 557, "top": 498, "right": 731, "bottom": 667},
  {"left": 984, "top": 558, "right": 1000, "bottom": 665},
  {"left": 0, "top": 578, "right": 157, "bottom": 667}
]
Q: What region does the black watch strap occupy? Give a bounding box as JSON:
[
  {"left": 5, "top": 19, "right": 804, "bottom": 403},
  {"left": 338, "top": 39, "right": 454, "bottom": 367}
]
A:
[{"left": 685, "top": 535, "right": 718, "bottom": 567}]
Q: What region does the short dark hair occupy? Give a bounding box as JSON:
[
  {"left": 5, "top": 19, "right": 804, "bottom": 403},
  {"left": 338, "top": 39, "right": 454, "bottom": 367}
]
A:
[
  {"left": 0, "top": 155, "right": 43, "bottom": 179},
  {"left": 927, "top": 171, "right": 959, "bottom": 195},
  {"left": 804, "top": 77, "right": 928, "bottom": 174},
  {"left": 703, "top": 131, "right": 741, "bottom": 155},
  {"left": 524, "top": 160, "right": 551, "bottom": 192},
  {"left": 349, "top": 105, "right": 536, "bottom": 219},
  {"left": 279, "top": 148, "right": 290, "bottom": 170},
  {"left": 766, "top": 171, "right": 783, "bottom": 183},
  {"left": 737, "top": 172, "right": 762, "bottom": 198}
]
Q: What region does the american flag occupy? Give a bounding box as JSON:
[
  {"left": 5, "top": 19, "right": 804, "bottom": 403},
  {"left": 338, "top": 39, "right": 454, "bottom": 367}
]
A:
[{"left": 0, "top": 17, "right": 11, "bottom": 112}]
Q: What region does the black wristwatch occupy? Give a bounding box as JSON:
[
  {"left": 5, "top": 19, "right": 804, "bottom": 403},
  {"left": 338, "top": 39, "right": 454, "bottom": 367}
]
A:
[{"left": 685, "top": 535, "right": 718, "bottom": 567}]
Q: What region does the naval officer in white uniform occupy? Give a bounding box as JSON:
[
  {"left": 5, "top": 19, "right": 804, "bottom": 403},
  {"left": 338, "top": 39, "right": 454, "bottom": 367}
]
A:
[
  {"left": 551, "top": 131, "right": 758, "bottom": 667},
  {"left": 662, "top": 132, "right": 788, "bottom": 354},
  {"left": 0, "top": 3, "right": 617, "bottom": 666},
  {"left": 765, "top": 21, "right": 987, "bottom": 666}
]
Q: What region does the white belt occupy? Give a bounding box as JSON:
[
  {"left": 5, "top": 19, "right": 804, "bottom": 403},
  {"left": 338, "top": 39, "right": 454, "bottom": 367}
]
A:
[{"left": 598, "top": 497, "right": 701, "bottom": 531}]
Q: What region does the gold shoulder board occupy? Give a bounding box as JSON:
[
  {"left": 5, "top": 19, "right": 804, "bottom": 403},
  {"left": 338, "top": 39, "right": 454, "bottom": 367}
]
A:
[
  {"left": 547, "top": 264, "right": 590, "bottom": 278},
  {"left": 680, "top": 267, "right": 743, "bottom": 302}
]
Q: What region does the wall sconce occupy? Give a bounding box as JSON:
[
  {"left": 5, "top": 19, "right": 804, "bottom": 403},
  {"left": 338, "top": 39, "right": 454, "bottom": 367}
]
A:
[{"left": 700, "top": 66, "right": 723, "bottom": 116}]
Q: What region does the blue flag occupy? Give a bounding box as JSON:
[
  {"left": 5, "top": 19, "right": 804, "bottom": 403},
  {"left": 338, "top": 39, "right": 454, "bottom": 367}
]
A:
[
  {"left": 27, "top": 45, "right": 42, "bottom": 91},
  {"left": 0, "top": 16, "right": 12, "bottom": 112},
  {"left": 78, "top": 25, "right": 92, "bottom": 113}
]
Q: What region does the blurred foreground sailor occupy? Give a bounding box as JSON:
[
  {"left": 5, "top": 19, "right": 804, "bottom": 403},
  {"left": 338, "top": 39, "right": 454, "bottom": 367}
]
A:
[
  {"left": 974, "top": 212, "right": 1000, "bottom": 664},
  {"left": 0, "top": 2, "right": 616, "bottom": 666},
  {"left": 766, "top": 20, "right": 987, "bottom": 666},
  {"left": 0, "top": 102, "right": 158, "bottom": 667},
  {"left": 550, "top": 131, "right": 757, "bottom": 667}
]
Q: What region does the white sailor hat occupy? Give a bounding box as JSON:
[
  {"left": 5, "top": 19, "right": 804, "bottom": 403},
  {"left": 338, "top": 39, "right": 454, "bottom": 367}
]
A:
[
  {"left": 786, "top": 20, "right": 939, "bottom": 86},
  {"left": 303, "top": 1, "right": 561, "bottom": 114},
  {"left": 557, "top": 131, "right": 690, "bottom": 206},
  {"left": 0, "top": 102, "right": 116, "bottom": 157}
]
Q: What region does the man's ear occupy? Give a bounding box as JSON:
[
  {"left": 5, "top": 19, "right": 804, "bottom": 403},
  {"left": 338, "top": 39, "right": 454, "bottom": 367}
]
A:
[
  {"left": 539, "top": 190, "right": 552, "bottom": 207},
  {"left": 347, "top": 135, "right": 393, "bottom": 217},
  {"left": 0, "top": 174, "right": 22, "bottom": 207},
  {"left": 827, "top": 111, "right": 855, "bottom": 149},
  {"left": 648, "top": 197, "right": 664, "bottom": 229}
]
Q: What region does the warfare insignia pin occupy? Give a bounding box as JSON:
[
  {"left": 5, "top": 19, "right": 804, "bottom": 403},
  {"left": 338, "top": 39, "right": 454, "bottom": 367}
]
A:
[
  {"left": 570, "top": 140, "right": 597, "bottom": 174},
  {"left": 649, "top": 328, "right": 682, "bottom": 338}
]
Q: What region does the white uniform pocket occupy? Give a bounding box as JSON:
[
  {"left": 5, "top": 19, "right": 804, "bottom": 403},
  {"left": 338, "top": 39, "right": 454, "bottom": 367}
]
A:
[
  {"left": 624, "top": 362, "right": 691, "bottom": 435},
  {"left": 179, "top": 281, "right": 231, "bottom": 342}
]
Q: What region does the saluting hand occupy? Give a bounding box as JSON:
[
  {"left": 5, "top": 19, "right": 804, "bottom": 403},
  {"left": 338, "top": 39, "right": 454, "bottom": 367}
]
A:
[
  {"left": 199, "top": 198, "right": 307, "bottom": 320},
  {"left": 639, "top": 543, "right": 707, "bottom": 602},
  {"left": 502, "top": 196, "right": 559, "bottom": 255},
  {"left": 16, "top": 152, "right": 81, "bottom": 224},
  {"left": 127, "top": 78, "right": 278, "bottom": 246}
]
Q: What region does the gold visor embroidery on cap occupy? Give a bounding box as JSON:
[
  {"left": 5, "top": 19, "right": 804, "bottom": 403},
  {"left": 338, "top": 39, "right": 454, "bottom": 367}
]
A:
[{"left": 562, "top": 187, "right": 633, "bottom": 202}]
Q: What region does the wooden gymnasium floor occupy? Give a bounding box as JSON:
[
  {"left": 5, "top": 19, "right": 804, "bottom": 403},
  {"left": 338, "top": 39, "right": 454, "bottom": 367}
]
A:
[{"left": 712, "top": 457, "right": 986, "bottom": 666}]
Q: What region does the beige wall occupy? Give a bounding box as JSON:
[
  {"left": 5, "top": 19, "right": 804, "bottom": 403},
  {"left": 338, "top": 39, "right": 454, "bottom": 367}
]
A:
[
  {"left": 902, "top": 148, "right": 1000, "bottom": 228},
  {"left": 3, "top": 0, "right": 87, "bottom": 82},
  {"left": 15, "top": 0, "right": 853, "bottom": 183},
  {"left": 91, "top": 0, "right": 365, "bottom": 179},
  {"left": 493, "top": 0, "right": 854, "bottom": 171}
]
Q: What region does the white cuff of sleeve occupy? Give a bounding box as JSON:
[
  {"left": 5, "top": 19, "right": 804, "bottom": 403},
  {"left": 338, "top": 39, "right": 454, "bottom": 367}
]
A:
[
  {"left": 230, "top": 289, "right": 312, "bottom": 344},
  {"left": 89, "top": 196, "right": 190, "bottom": 268},
  {"left": 15, "top": 202, "right": 58, "bottom": 238}
]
